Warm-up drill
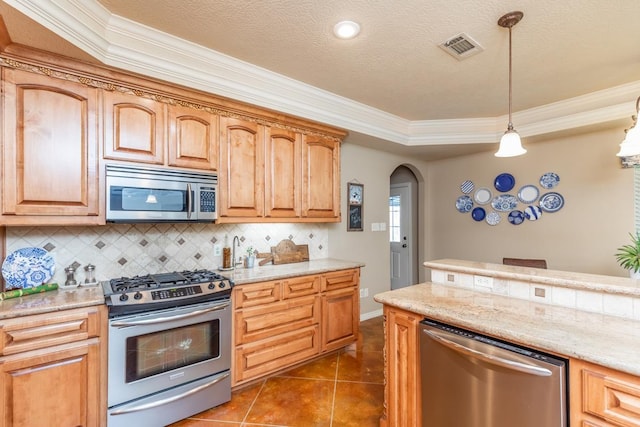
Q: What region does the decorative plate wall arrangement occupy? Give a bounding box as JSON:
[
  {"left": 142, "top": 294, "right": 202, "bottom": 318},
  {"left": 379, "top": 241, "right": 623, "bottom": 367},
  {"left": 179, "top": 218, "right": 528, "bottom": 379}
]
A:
[{"left": 455, "top": 172, "right": 564, "bottom": 226}]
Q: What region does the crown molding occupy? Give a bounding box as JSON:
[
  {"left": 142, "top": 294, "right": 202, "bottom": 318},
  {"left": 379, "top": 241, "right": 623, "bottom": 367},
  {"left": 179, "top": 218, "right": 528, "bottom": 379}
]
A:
[{"left": 5, "top": 0, "right": 639, "bottom": 146}]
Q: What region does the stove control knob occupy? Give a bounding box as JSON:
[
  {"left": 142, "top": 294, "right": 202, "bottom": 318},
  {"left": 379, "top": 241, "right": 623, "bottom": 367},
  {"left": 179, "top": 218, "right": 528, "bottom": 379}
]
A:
[
  {"left": 208, "top": 282, "right": 216, "bottom": 290},
  {"left": 119, "top": 293, "right": 129, "bottom": 302},
  {"left": 219, "top": 281, "right": 226, "bottom": 289},
  {"left": 134, "top": 292, "right": 143, "bottom": 300}
]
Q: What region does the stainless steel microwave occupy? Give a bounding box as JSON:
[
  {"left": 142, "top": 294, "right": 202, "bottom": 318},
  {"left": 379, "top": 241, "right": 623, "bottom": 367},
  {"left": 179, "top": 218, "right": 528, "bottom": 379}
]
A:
[{"left": 106, "top": 164, "right": 217, "bottom": 223}]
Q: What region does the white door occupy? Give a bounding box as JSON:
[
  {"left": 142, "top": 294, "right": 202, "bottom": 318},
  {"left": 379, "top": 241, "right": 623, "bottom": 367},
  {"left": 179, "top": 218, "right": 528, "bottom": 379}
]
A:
[{"left": 390, "top": 183, "right": 412, "bottom": 289}]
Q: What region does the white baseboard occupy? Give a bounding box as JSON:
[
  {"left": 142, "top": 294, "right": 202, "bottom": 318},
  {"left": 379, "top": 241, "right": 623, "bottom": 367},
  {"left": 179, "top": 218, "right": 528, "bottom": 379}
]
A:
[{"left": 360, "top": 309, "right": 383, "bottom": 321}]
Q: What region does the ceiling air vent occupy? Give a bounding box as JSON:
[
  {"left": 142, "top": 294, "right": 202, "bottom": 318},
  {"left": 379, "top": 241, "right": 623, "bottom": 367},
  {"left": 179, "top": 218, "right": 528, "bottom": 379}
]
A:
[{"left": 439, "top": 32, "right": 484, "bottom": 60}]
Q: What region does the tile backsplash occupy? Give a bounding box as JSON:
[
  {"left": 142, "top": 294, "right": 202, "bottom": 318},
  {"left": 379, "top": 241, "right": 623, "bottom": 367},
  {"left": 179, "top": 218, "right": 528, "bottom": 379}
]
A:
[{"left": 5, "top": 223, "right": 328, "bottom": 286}]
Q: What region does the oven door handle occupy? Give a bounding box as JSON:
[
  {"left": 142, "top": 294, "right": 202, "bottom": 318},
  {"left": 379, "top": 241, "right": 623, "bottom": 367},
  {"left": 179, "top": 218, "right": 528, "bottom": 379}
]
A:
[
  {"left": 110, "top": 301, "right": 229, "bottom": 326},
  {"left": 110, "top": 372, "right": 230, "bottom": 416}
]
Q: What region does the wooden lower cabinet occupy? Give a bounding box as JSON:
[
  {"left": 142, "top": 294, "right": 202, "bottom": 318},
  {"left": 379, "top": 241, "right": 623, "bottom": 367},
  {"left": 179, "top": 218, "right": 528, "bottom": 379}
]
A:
[
  {"left": 381, "top": 305, "right": 421, "bottom": 427},
  {"left": 321, "top": 269, "right": 360, "bottom": 352},
  {"left": 571, "top": 358, "right": 640, "bottom": 427},
  {"left": 232, "top": 268, "right": 359, "bottom": 386},
  {"left": 0, "top": 305, "right": 106, "bottom": 427}
]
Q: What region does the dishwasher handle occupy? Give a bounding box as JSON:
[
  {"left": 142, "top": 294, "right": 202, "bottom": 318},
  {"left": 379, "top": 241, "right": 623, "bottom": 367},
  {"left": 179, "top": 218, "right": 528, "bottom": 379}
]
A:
[{"left": 422, "top": 328, "right": 552, "bottom": 377}]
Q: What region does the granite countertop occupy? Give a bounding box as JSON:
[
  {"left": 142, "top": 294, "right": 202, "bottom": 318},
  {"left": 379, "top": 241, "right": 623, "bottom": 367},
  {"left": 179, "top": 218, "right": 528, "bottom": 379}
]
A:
[
  {"left": 374, "top": 282, "right": 640, "bottom": 377},
  {"left": 227, "top": 258, "right": 365, "bottom": 285},
  {"left": 0, "top": 259, "right": 364, "bottom": 320},
  {"left": 0, "top": 285, "right": 105, "bottom": 320}
]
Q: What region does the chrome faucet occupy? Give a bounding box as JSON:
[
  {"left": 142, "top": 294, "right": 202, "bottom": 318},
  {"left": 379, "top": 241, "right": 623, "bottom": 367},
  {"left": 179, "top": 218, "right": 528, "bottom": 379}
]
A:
[{"left": 232, "top": 235, "right": 241, "bottom": 269}]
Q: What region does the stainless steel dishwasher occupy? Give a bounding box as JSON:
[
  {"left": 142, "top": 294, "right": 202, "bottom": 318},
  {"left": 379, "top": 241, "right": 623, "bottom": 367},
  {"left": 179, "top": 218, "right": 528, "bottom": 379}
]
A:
[{"left": 420, "top": 318, "right": 567, "bottom": 427}]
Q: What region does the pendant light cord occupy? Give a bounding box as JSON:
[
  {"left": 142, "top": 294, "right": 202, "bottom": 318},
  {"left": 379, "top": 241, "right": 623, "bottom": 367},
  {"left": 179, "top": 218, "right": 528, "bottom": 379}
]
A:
[{"left": 507, "top": 25, "right": 514, "bottom": 130}]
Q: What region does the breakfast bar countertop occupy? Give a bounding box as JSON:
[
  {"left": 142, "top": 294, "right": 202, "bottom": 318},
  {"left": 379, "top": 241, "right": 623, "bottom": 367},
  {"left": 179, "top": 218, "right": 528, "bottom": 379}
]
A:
[{"left": 374, "top": 282, "right": 640, "bottom": 377}]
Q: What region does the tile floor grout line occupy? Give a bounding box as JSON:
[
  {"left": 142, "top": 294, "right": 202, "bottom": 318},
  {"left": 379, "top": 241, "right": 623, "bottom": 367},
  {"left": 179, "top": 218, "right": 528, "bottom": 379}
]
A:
[
  {"left": 240, "top": 379, "right": 268, "bottom": 425},
  {"left": 328, "top": 351, "right": 341, "bottom": 427}
]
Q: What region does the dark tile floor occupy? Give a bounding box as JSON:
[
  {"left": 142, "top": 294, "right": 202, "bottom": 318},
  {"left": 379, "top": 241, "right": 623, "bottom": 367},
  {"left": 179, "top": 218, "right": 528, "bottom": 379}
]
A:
[{"left": 170, "top": 316, "right": 384, "bottom": 427}]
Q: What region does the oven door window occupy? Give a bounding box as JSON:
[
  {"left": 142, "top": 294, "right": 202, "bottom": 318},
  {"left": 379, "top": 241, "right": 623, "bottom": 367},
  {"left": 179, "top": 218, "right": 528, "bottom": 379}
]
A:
[
  {"left": 110, "top": 186, "right": 193, "bottom": 212},
  {"left": 125, "top": 319, "right": 220, "bottom": 383}
]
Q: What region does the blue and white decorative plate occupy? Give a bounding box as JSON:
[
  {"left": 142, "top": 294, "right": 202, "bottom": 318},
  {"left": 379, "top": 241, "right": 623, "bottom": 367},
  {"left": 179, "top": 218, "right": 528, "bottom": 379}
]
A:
[
  {"left": 460, "top": 180, "right": 474, "bottom": 194},
  {"left": 486, "top": 211, "right": 501, "bottom": 226},
  {"left": 508, "top": 210, "right": 525, "bottom": 225},
  {"left": 491, "top": 194, "right": 518, "bottom": 212},
  {"left": 524, "top": 205, "right": 543, "bottom": 221},
  {"left": 539, "top": 192, "right": 564, "bottom": 213},
  {"left": 540, "top": 172, "right": 560, "bottom": 189},
  {"left": 494, "top": 173, "right": 516, "bottom": 192},
  {"left": 474, "top": 187, "right": 492, "bottom": 205},
  {"left": 1, "top": 247, "right": 55, "bottom": 290},
  {"left": 471, "top": 207, "right": 486, "bottom": 222},
  {"left": 455, "top": 195, "right": 473, "bottom": 213},
  {"left": 517, "top": 185, "right": 539, "bottom": 204}
]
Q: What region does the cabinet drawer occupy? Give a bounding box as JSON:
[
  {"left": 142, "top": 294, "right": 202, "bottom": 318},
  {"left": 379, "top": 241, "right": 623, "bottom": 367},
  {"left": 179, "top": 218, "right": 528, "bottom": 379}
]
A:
[
  {"left": 583, "top": 366, "right": 640, "bottom": 427},
  {"left": 282, "top": 275, "right": 321, "bottom": 299},
  {"left": 322, "top": 269, "right": 359, "bottom": 292},
  {"left": 0, "top": 306, "right": 102, "bottom": 356},
  {"left": 235, "top": 295, "right": 319, "bottom": 345},
  {"left": 234, "top": 325, "right": 320, "bottom": 383},
  {"left": 233, "top": 280, "right": 282, "bottom": 309}
]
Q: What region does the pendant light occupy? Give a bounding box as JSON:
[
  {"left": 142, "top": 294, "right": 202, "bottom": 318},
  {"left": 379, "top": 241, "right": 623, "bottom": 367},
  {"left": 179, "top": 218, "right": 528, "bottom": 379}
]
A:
[
  {"left": 495, "top": 11, "right": 527, "bottom": 157},
  {"left": 616, "top": 96, "right": 640, "bottom": 157}
]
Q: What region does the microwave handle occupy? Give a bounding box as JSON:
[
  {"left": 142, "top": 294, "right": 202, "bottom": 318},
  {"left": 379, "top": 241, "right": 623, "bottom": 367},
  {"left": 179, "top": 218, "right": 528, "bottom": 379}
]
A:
[{"left": 186, "top": 183, "right": 193, "bottom": 219}]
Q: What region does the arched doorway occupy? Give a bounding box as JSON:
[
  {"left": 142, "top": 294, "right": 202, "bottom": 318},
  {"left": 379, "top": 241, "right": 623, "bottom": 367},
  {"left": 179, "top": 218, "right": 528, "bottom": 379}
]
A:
[{"left": 390, "top": 165, "right": 419, "bottom": 289}]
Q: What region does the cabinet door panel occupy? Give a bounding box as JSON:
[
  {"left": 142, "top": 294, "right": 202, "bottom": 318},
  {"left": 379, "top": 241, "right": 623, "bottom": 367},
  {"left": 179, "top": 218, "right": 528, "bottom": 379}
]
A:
[
  {"left": 233, "top": 280, "right": 282, "bottom": 309},
  {"left": 235, "top": 295, "right": 319, "bottom": 345},
  {"left": 264, "top": 128, "right": 301, "bottom": 218},
  {"left": 234, "top": 325, "right": 319, "bottom": 384},
  {"left": 302, "top": 135, "right": 340, "bottom": 219},
  {"left": 219, "top": 117, "right": 264, "bottom": 218},
  {"left": 168, "top": 105, "right": 218, "bottom": 170},
  {"left": 282, "top": 275, "right": 321, "bottom": 299},
  {"left": 2, "top": 69, "right": 99, "bottom": 219},
  {"left": 323, "top": 269, "right": 359, "bottom": 292},
  {"left": 321, "top": 286, "right": 358, "bottom": 352},
  {"left": 103, "top": 91, "right": 165, "bottom": 164},
  {"left": 0, "top": 306, "right": 101, "bottom": 355},
  {"left": 0, "top": 340, "right": 101, "bottom": 427}
]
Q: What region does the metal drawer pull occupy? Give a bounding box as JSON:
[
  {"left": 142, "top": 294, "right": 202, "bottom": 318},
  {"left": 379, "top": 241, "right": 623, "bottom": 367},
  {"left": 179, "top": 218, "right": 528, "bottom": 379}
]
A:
[
  {"left": 111, "top": 301, "right": 229, "bottom": 326},
  {"left": 422, "top": 329, "right": 552, "bottom": 377},
  {"left": 110, "top": 372, "right": 230, "bottom": 415}
]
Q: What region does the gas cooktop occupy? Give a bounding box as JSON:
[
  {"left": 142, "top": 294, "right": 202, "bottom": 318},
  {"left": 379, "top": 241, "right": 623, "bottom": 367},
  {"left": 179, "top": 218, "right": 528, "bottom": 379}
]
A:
[{"left": 103, "top": 269, "right": 233, "bottom": 317}]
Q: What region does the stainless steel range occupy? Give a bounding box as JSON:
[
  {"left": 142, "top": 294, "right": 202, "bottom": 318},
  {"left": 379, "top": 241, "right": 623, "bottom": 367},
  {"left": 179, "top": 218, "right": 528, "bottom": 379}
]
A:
[{"left": 103, "top": 269, "right": 234, "bottom": 427}]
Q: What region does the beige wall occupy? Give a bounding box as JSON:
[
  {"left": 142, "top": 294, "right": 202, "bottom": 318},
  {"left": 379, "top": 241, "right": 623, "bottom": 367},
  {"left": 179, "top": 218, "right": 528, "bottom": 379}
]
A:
[
  {"left": 328, "top": 142, "right": 431, "bottom": 318},
  {"left": 331, "top": 124, "right": 635, "bottom": 318},
  {"left": 427, "top": 125, "right": 634, "bottom": 276}
]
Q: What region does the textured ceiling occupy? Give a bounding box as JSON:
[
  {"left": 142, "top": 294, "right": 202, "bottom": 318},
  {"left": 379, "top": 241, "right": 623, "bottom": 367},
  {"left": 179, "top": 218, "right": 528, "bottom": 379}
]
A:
[
  {"left": 1, "top": 0, "right": 639, "bottom": 159},
  {"left": 93, "top": 0, "right": 640, "bottom": 121}
]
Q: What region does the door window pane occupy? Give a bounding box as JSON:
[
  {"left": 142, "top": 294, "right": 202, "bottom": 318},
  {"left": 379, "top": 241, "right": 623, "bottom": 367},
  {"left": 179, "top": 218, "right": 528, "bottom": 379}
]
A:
[{"left": 389, "top": 195, "right": 400, "bottom": 242}]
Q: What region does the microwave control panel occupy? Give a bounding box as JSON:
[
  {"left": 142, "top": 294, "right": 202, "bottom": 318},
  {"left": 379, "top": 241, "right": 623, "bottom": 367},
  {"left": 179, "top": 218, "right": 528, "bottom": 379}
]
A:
[{"left": 200, "top": 186, "right": 216, "bottom": 213}]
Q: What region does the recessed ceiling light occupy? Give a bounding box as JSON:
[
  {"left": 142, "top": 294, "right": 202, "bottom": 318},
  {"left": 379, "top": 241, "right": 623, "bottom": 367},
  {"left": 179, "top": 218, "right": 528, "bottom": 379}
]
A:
[{"left": 333, "top": 21, "right": 360, "bottom": 39}]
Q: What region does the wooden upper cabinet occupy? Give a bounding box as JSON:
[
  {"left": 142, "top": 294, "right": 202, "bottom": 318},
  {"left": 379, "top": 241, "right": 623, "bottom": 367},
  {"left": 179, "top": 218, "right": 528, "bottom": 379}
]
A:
[
  {"left": 103, "top": 90, "right": 165, "bottom": 164},
  {"left": 264, "top": 128, "right": 301, "bottom": 218},
  {"left": 1, "top": 68, "right": 100, "bottom": 223},
  {"left": 168, "top": 105, "right": 218, "bottom": 170},
  {"left": 218, "top": 117, "right": 265, "bottom": 219},
  {"left": 302, "top": 135, "right": 340, "bottom": 219}
]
